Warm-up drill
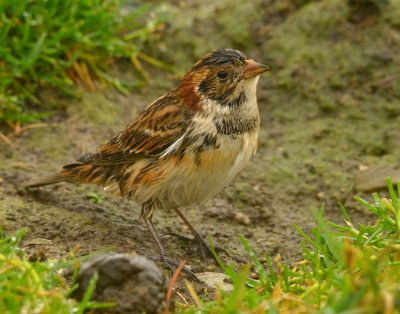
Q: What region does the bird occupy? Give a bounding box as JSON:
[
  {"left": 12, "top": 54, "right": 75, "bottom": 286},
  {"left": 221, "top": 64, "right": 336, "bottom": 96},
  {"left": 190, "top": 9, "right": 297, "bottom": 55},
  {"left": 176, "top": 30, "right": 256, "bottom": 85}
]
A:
[{"left": 25, "top": 48, "right": 269, "bottom": 275}]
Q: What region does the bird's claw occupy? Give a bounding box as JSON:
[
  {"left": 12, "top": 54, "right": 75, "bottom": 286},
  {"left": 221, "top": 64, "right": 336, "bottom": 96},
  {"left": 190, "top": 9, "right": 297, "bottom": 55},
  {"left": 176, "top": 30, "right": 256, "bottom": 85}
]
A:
[
  {"left": 165, "top": 232, "right": 229, "bottom": 261},
  {"left": 146, "top": 254, "right": 200, "bottom": 282}
]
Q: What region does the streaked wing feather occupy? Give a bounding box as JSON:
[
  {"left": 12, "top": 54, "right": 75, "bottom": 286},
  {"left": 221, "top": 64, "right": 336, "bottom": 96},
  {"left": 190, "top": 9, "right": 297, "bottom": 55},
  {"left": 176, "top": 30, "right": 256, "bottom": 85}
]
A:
[{"left": 78, "top": 91, "right": 194, "bottom": 166}]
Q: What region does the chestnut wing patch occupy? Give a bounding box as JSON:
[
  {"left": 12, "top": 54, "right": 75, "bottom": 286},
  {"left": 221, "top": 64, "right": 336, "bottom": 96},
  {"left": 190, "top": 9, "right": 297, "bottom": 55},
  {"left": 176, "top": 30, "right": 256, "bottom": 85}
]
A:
[{"left": 78, "top": 93, "right": 194, "bottom": 166}]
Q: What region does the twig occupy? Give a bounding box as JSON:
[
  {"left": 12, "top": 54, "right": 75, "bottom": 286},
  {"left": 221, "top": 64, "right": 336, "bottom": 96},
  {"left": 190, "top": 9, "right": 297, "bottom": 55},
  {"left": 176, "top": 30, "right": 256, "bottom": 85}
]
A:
[
  {"left": 0, "top": 132, "right": 13, "bottom": 146},
  {"left": 131, "top": 55, "right": 150, "bottom": 83},
  {"left": 16, "top": 123, "right": 48, "bottom": 135},
  {"left": 174, "top": 290, "right": 188, "bottom": 305},
  {"left": 164, "top": 260, "right": 187, "bottom": 314}
]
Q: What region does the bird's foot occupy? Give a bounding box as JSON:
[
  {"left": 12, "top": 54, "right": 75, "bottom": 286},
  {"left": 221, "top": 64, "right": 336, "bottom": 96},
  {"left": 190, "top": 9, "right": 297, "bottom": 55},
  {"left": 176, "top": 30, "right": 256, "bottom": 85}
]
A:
[
  {"left": 147, "top": 254, "right": 199, "bottom": 282},
  {"left": 166, "top": 232, "right": 229, "bottom": 261}
]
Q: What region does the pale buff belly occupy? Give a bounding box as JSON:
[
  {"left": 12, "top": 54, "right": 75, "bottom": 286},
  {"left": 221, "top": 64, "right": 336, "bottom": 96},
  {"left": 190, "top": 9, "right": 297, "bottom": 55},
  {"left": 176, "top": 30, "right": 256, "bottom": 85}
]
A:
[{"left": 129, "top": 131, "right": 259, "bottom": 209}]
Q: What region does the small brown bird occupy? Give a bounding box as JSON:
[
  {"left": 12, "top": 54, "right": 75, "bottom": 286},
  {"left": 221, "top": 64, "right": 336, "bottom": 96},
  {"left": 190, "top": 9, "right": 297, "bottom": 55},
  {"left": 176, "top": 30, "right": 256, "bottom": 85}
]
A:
[{"left": 26, "top": 49, "right": 269, "bottom": 273}]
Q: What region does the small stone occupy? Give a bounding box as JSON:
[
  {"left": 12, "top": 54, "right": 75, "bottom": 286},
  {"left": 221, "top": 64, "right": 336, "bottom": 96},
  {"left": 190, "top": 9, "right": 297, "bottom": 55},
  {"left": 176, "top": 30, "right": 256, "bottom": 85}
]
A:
[
  {"left": 358, "top": 164, "right": 369, "bottom": 171},
  {"left": 250, "top": 271, "right": 260, "bottom": 280},
  {"left": 205, "top": 199, "right": 232, "bottom": 219},
  {"left": 234, "top": 212, "right": 251, "bottom": 225},
  {"left": 72, "top": 253, "right": 167, "bottom": 314},
  {"left": 355, "top": 165, "right": 400, "bottom": 192},
  {"left": 316, "top": 192, "right": 325, "bottom": 200},
  {"left": 196, "top": 272, "right": 233, "bottom": 292}
]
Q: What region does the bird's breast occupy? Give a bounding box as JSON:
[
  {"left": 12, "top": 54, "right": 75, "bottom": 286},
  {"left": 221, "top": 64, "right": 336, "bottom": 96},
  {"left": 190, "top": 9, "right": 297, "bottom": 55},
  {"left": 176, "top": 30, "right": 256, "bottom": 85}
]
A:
[
  {"left": 155, "top": 128, "right": 259, "bottom": 208},
  {"left": 127, "top": 115, "right": 260, "bottom": 209}
]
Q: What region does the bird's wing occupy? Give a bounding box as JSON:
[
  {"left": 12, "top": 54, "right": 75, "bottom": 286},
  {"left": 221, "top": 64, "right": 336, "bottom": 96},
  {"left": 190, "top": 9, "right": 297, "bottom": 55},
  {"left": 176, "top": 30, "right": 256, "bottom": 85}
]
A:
[{"left": 77, "top": 92, "right": 195, "bottom": 166}]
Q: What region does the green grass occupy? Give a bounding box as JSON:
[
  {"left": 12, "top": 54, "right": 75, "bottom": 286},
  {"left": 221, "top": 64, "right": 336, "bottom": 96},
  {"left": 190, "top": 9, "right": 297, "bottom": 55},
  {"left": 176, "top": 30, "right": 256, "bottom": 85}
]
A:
[
  {"left": 0, "top": 0, "right": 165, "bottom": 124},
  {"left": 0, "top": 229, "right": 114, "bottom": 314},
  {"left": 1, "top": 182, "right": 400, "bottom": 313},
  {"left": 178, "top": 179, "right": 400, "bottom": 313}
]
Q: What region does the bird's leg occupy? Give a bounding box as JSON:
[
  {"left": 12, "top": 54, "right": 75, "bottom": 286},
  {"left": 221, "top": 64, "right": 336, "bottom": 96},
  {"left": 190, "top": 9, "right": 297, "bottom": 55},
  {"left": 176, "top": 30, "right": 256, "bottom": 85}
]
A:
[
  {"left": 141, "top": 201, "right": 165, "bottom": 257},
  {"left": 172, "top": 207, "right": 228, "bottom": 261},
  {"left": 141, "top": 201, "right": 199, "bottom": 281}
]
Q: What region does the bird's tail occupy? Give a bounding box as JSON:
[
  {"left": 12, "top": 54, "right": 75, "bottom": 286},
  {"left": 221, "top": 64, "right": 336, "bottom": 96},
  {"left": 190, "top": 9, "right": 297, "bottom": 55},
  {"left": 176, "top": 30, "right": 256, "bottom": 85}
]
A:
[
  {"left": 24, "top": 174, "right": 67, "bottom": 188},
  {"left": 24, "top": 163, "right": 112, "bottom": 189}
]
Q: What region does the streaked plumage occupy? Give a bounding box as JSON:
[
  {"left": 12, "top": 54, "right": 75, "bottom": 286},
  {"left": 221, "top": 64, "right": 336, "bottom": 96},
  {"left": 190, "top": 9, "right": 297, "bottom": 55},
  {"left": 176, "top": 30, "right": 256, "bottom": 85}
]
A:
[{"left": 25, "top": 48, "right": 269, "bottom": 275}]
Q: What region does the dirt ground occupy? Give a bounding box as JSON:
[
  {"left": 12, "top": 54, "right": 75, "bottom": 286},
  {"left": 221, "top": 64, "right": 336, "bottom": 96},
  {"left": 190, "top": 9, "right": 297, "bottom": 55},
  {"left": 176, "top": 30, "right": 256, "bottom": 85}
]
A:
[{"left": 1, "top": 0, "right": 400, "bottom": 290}]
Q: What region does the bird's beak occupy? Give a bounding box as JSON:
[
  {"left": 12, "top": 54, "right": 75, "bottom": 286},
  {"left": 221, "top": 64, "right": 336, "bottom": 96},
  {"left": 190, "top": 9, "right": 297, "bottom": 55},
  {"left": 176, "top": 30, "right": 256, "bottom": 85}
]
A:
[{"left": 244, "top": 59, "right": 270, "bottom": 78}]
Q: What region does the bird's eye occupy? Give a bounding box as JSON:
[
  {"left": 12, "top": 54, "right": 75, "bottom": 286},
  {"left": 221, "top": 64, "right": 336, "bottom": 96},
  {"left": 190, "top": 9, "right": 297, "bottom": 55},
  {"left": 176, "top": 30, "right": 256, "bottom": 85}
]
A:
[{"left": 217, "top": 71, "right": 228, "bottom": 80}]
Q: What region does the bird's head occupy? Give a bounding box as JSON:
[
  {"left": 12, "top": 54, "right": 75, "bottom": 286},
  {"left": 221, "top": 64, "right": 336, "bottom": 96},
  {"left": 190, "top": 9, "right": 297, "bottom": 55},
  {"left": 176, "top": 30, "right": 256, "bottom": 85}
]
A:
[{"left": 177, "top": 49, "right": 269, "bottom": 111}]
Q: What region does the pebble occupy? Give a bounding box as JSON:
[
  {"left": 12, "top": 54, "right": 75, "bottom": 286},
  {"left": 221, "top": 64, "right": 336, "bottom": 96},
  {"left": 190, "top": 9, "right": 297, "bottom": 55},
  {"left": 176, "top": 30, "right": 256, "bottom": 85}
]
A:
[
  {"left": 234, "top": 211, "right": 251, "bottom": 225},
  {"left": 196, "top": 272, "right": 233, "bottom": 292},
  {"left": 316, "top": 191, "right": 325, "bottom": 200}
]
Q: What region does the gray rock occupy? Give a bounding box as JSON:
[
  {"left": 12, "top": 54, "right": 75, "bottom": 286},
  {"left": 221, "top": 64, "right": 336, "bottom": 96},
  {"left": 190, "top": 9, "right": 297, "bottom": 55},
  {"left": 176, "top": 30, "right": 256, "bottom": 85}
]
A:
[
  {"left": 72, "top": 253, "right": 168, "bottom": 314},
  {"left": 355, "top": 165, "right": 400, "bottom": 192}
]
